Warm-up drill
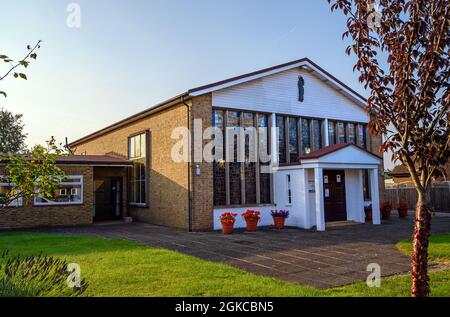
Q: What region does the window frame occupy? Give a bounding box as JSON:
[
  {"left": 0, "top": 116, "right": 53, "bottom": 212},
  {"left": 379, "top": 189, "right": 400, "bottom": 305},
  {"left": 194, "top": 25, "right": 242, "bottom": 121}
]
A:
[
  {"left": 34, "top": 175, "right": 84, "bottom": 206},
  {"left": 128, "top": 130, "right": 150, "bottom": 207},
  {"left": 212, "top": 108, "right": 274, "bottom": 208}
]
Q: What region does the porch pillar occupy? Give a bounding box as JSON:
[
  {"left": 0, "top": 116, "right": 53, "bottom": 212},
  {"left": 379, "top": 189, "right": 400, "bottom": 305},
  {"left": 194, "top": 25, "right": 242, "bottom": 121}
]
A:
[
  {"left": 271, "top": 113, "right": 278, "bottom": 165},
  {"left": 323, "top": 118, "right": 329, "bottom": 147},
  {"left": 314, "top": 167, "right": 326, "bottom": 231},
  {"left": 299, "top": 169, "right": 312, "bottom": 228},
  {"left": 370, "top": 168, "right": 381, "bottom": 225},
  {"left": 357, "top": 170, "right": 366, "bottom": 223}
]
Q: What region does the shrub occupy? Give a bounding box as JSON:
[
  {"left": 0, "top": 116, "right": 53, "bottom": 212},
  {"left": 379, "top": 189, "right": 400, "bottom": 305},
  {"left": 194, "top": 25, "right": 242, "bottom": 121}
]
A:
[{"left": 0, "top": 250, "right": 88, "bottom": 297}]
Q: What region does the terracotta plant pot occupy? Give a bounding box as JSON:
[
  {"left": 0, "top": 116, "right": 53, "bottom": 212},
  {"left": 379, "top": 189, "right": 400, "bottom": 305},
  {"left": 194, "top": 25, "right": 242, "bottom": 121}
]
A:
[
  {"left": 221, "top": 222, "right": 234, "bottom": 234},
  {"left": 245, "top": 219, "right": 258, "bottom": 232},
  {"left": 398, "top": 208, "right": 408, "bottom": 218},
  {"left": 273, "top": 216, "right": 286, "bottom": 229},
  {"left": 381, "top": 207, "right": 392, "bottom": 220}
]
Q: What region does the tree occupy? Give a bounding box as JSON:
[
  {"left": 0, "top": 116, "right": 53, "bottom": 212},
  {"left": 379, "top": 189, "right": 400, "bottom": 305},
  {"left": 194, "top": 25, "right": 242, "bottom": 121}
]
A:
[
  {"left": 0, "top": 108, "right": 27, "bottom": 154},
  {"left": 0, "top": 41, "right": 66, "bottom": 209},
  {"left": 328, "top": 0, "right": 449, "bottom": 297},
  {"left": 0, "top": 137, "right": 65, "bottom": 208}
]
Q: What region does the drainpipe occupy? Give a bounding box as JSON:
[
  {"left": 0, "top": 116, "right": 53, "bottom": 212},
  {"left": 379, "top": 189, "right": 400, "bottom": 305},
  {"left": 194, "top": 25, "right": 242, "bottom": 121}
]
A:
[{"left": 181, "top": 95, "right": 192, "bottom": 232}]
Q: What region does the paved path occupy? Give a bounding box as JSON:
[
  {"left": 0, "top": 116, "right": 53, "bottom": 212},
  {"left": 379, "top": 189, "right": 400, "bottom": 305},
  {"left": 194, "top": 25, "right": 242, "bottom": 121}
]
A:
[{"left": 39, "top": 212, "right": 450, "bottom": 288}]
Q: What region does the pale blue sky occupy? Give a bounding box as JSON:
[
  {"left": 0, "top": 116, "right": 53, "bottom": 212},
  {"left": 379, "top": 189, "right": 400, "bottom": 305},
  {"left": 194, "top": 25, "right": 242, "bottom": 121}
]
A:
[{"left": 0, "top": 0, "right": 394, "bottom": 168}]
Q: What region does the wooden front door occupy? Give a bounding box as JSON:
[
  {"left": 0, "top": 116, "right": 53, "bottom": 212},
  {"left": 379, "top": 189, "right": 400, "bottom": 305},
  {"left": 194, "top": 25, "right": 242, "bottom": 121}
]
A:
[
  {"left": 323, "top": 170, "right": 347, "bottom": 222},
  {"left": 94, "top": 177, "right": 123, "bottom": 221}
]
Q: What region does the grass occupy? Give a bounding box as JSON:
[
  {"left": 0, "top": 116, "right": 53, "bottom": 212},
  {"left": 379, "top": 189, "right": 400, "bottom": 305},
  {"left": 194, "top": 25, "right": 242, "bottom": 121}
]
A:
[
  {"left": 397, "top": 233, "right": 450, "bottom": 264},
  {"left": 0, "top": 232, "right": 449, "bottom": 297}
]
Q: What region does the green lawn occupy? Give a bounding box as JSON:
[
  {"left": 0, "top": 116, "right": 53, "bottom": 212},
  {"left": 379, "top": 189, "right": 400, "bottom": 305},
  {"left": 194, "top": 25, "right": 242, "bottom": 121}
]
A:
[
  {"left": 397, "top": 233, "right": 450, "bottom": 264},
  {"left": 0, "top": 232, "right": 449, "bottom": 297}
]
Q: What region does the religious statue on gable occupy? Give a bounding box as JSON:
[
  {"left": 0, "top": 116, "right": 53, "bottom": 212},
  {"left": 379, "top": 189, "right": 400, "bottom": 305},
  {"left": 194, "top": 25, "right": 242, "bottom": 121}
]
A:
[{"left": 298, "top": 75, "right": 305, "bottom": 102}]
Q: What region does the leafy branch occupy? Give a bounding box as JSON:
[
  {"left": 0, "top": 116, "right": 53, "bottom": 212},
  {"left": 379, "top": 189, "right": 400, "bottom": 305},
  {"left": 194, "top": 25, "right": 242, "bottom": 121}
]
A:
[{"left": 0, "top": 40, "right": 42, "bottom": 98}]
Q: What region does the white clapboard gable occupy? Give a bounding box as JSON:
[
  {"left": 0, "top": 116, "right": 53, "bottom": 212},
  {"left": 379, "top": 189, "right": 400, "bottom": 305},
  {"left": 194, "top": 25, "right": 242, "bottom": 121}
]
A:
[{"left": 212, "top": 67, "right": 369, "bottom": 123}]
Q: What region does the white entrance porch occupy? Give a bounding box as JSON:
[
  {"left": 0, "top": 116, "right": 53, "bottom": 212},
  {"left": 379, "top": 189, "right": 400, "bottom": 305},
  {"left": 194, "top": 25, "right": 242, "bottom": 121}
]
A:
[{"left": 274, "top": 143, "right": 382, "bottom": 231}]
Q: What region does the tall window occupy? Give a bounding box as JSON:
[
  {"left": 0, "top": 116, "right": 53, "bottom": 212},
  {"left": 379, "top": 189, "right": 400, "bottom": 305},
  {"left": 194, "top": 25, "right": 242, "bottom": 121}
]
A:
[
  {"left": 129, "top": 132, "right": 147, "bottom": 205},
  {"left": 301, "top": 119, "right": 311, "bottom": 154},
  {"left": 227, "top": 111, "right": 241, "bottom": 205},
  {"left": 213, "top": 110, "right": 226, "bottom": 206},
  {"left": 337, "top": 122, "right": 346, "bottom": 144},
  {"left": 347, "top": 123, "right": 356, "bottom": 144},
  {"left": 258, "top": 114, "right": 271, "bottom": 204},
  {"left": 288, "top": 117, "right": 299, "bottom": 162},
  {"left": 212, "top": 110, "right": 272, "bottom": 206},
  {"left": 312, "top": 119, "right": 322, "bottom": 151},
  {"left": 328, "top": 121, "right": 336, "bottom": 145},
  {"left": 357, "top": 124, "right": 367, "bottom": 148},
  {"left": 243, "top": 113, "right": 256, "bottom": 204},
  {"left": 276, "top": 116, "right": 286, "bottom": 163}
]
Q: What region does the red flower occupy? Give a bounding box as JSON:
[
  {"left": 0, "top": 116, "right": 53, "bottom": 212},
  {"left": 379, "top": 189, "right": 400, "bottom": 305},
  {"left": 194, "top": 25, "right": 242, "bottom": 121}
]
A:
[
  {"left": 220, "top": 212, "right": 237, "bottom": 224},
  {"left": 242, "top": 210, "right": 261, "bottom": 222}
]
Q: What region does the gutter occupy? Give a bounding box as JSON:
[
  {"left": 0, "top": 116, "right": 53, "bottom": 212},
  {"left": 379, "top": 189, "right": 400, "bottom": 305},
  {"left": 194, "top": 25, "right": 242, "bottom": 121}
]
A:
[{"left": 181, "top": 95, "right": 192, "bottom": 232}]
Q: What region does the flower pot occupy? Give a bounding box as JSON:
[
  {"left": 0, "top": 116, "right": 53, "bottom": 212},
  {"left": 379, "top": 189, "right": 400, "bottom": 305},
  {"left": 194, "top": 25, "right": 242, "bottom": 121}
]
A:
[
  {"left": 273, "top": 216, "right": 286, "bottom": 229},
  {"left": 398, "top": 208, "right": 408, "bottom": 218},
  {"left": 245, "top": 219, "right": 258, "bottom": 232},
  {"left": 221, "top": 222, "right": 234, "bottom": 234},
  {"left": 381, "top": 207, "right": 392, "bottom": 220}
]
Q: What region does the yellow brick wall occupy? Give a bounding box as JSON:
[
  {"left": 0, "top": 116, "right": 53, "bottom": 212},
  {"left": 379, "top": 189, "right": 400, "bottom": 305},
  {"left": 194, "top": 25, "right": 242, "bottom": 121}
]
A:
[
  {"left": 0, "top": 165, "right": 93, "bottom": 230},
  {"left": 72, "top": 104, "right": 190, "bottom": 230},
  {"left": 190, "top": 94, "right": 214, "bottom": 231}
]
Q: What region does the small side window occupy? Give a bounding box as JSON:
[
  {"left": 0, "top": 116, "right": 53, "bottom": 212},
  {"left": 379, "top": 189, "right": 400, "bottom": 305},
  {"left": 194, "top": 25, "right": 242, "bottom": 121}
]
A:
[{"left": 286, "top": 174, "right": 292, "bottom": 205}]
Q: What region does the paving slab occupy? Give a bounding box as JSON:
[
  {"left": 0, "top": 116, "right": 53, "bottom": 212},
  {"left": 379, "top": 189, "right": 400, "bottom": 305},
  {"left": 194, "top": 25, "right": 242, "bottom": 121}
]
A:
[{"left": 36, "top": 213, "right": 450, "bottom": 288}]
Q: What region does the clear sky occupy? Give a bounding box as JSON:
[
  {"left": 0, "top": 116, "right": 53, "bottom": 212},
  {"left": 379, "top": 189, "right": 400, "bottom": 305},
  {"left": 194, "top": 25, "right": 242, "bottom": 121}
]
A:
[{"left": 0, "top": 0, "right": 395, "bottom": 169}]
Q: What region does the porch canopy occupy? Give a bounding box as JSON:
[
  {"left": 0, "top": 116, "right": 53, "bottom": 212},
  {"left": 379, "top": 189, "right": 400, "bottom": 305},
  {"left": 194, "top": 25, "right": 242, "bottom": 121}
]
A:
[{"left": 278, "top": 143, "right": 382, "bottom": 231}]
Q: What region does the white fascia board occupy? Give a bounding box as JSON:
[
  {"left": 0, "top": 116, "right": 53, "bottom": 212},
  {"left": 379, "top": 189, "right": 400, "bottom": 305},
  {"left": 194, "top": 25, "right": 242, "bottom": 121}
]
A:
[{"left": 299, "top": 162, "right": 380, "bottom": 169}]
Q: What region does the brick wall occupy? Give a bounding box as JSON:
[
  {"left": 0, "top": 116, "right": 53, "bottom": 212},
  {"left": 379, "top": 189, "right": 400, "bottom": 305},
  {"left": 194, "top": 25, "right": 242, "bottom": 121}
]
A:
[
  {"left": 0, "top": 165, "right": 93, "bottom": 230},
  {"left": 190, "top": 94, "right": 214, "bottom": 231},
  {"left": 72, "top": 104, "right": 190, "bottom": 230}
]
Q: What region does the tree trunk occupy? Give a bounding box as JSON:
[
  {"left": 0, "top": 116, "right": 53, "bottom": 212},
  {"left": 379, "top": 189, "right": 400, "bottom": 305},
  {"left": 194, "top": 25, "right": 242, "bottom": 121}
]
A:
[{"left": 411, "top": 190, "right": 432, "bottom": 297}]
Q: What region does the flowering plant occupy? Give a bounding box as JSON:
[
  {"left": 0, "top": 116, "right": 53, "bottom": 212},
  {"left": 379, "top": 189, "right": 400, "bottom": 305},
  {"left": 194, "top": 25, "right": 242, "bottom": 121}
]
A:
[
  {"left": 242, "top": 210, "right": 261, "bottom": 221},
  {"left": 219, "top": 212, "right": 237, "bottom": 224},
  {"left": 271, "top": 210, "right": 289, "bottom": 218}
]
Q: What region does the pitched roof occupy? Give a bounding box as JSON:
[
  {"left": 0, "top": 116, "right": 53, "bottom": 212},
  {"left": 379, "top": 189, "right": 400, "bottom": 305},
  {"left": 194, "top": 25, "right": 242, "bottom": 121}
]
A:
[
  {"left": 56, "top": 155, "right": 132, "bottom": 166},
  {"left": 188, "top": 58, "right": 367, "bottom": 104},
  {"left": 388, "top": 165, "right": 410, "bottom": 177},
  {"left": 299, "top": 143, "right": 382, "bottom": 160},
  {"left": 69, "top": 57, "right": 367, "bottom": 147}
]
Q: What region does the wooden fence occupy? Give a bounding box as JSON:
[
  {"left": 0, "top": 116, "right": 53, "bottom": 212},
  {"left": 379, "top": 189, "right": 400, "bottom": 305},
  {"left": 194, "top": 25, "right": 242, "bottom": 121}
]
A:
[{"left": 384, "top": 185, "right": 450, "bottom": 212}]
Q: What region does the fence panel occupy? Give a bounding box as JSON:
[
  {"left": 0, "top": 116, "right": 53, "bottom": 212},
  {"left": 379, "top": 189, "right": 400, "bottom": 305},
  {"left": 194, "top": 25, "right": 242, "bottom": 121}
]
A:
[{"left": 384, "top": 185, "right": 450, "bottom": 212}]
